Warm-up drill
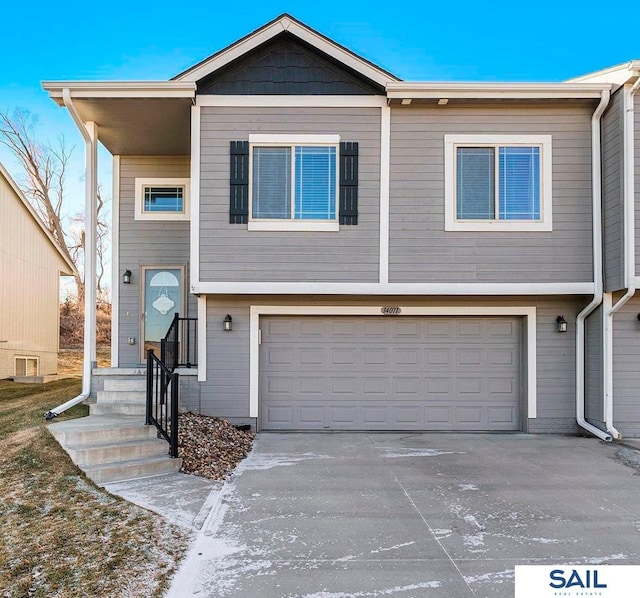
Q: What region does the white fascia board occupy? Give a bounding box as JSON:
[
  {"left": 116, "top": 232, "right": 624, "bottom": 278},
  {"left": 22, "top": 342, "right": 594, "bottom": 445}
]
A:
[
  {"left": 193, "top": 282, "right": 594, "bottom": 295},
  {"left": 249, "top": 304, "right": 538, "bottom": 420},
  {"left": 176, "top": 16, "right": 396, "bottom": 87},
  {"left": 196, "top": 95, "right": 387, "bottom": 108},
  {"left": 43, "top": 81, "right": 196, "bottom": 104},
  {"left": 386, "top": 82, "right": 610, "bottom": 100},
  {"left": 568, "top": 61, "right": 640, "bottom": 84}
]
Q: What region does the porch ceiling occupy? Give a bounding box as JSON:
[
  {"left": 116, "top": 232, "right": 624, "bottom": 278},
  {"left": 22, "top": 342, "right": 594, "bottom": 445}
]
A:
[{"left": 54, "top": 97, "right": 193, "bottom": 155}]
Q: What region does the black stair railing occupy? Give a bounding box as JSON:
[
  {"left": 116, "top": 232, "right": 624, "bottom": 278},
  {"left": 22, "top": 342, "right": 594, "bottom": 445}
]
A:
[
  {"left": 146, "top": 313, "right": 197, "bottom": 458},
  {"left": 161, "top": 313, "right": 198, "bottom": 371},
  {"left": 146, "top": 350, "right": 179, "bottom": 457}
]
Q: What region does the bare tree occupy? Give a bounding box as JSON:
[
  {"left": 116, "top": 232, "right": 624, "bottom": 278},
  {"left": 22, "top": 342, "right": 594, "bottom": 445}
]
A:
[
  {"left": 0, "top": 108, "right": 109, "bottom": 302},
  {"left": 68, "top": 189, "right": 110, "bottom": 302}
]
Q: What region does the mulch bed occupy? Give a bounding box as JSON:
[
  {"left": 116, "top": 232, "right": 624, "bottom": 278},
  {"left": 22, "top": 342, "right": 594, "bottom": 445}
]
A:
[{"left": 178, "top": 413, "right": 255, "bottom": 480}]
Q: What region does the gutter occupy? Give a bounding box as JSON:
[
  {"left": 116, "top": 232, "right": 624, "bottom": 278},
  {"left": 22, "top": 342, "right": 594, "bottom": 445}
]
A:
[
  {"left": 45, "top": 89, "right": 97, "bottom": 419},
  {"left": 602, "top": 76, "right": 640, "bottom": 439},
  {"left": 575, "top": 89, "right": 613, "bottom": 442}
]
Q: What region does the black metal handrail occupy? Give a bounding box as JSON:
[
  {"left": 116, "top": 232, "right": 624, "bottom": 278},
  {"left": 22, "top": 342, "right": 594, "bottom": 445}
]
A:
[
  {"left": 161, "top": 313, "right": 198, "bottom": 371},
  {"left": 146, "top": 350, "right": 179, "bottom": 458}
]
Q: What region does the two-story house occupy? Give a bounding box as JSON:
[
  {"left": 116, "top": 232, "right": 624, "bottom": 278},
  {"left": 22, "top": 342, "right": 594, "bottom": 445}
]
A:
[{"left": 43, "top": 15, "right": 640, "bottom": 444}]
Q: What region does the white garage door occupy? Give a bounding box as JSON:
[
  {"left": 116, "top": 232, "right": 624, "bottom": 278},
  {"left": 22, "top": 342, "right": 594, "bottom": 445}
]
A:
[{"left": 260, "top": 316, "right": 522, "bottom": 431}]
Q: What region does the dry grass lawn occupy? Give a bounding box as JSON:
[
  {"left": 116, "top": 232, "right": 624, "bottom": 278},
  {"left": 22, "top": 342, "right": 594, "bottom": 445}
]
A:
[
  {"left": 57, "top": 347, "right": 111, "bottom": 377},
  {"left": 0, "top": 378, "right": 190, "bottom": 597}
]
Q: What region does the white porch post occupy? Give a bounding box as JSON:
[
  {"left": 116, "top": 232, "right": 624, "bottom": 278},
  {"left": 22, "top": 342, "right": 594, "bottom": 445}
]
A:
[{"left": 83, "top": 121, "right": 98, "bottom": 380}]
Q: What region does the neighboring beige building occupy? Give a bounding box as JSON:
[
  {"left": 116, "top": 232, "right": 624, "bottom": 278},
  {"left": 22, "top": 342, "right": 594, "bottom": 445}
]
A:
[{"left": 0, "top": 162, "right": 74, "bottom": 379}]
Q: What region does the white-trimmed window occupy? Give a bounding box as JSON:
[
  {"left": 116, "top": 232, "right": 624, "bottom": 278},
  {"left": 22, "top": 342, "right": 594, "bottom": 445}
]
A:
[
  {"left": 15, "top": 356, "right": 38, "bottom": 377},
  {"left": 444, "top": 135, "right": 552, "bottom": 232},
  {"left": 135, "top": 178, "right": 190, "bottom": 221},
  {"left": 248, "top": 134, "right": 340, "bottom": 232}
]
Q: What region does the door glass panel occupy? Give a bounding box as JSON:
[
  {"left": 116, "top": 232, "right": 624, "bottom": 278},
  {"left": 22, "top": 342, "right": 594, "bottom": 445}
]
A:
[{"left": 144, "top": 269, "right": 181, "bottom": 358}]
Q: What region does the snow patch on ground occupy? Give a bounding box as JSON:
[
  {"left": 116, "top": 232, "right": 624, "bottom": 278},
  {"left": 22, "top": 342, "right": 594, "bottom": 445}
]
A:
[
  {"left": 380, "top": 447, "right": 465, "bottom": 458},
  {"left": 464, "top": 569, "right": 513, "bottom": 584},
  {"left": 287, "top": 582, "right": 442, "bottom": 598},
  {"left": 584, "top": 553, "right": 629, "bottom": 564},
  {"left": 370, "top": 541, "right": 416, "bottom": 554},
  {"left": 459, "top": 484, "right": 478, "bottom": 491},
  {"left": 235, "top": 453, "right": 334, "bottom": 471}
]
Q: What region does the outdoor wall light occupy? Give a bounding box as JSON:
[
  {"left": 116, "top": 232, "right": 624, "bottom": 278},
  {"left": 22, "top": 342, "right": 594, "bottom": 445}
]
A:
[
  {"left": 223, "top": 314, "right": 233, "bottom": 332},
  {"left": 637, "top": 314, "right": 640, "bottom": 322},
  {"left": 123, "top": 269, "right": 132, "bottom": 284},
  {"left": 556, "top": 316, "right": 568, "bottom": 333}
]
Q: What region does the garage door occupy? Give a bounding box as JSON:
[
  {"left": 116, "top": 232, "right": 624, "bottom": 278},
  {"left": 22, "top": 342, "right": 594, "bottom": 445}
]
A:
[{"left": 260, "top": 316, "right": 522, "bottom": 431}]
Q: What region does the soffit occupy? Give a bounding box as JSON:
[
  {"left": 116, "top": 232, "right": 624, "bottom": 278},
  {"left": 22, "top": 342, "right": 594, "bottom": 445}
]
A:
[{"left": 55, "top": 97, "right": 192, "bottom": 155}]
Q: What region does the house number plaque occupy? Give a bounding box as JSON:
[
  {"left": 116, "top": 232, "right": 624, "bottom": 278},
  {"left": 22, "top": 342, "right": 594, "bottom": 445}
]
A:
[{"left": 381, "top": 306, "right": 401, "bottom": 315}]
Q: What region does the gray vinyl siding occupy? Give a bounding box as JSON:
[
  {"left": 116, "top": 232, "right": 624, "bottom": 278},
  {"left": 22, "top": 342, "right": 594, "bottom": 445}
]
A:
[
  {"left": 613, "top": 295, "right": 640, "bottom": 437},
  {"left": 201, "top": 295, "right": 587, "bottom": 434},
  {"left": 602, "top": 89, "right": 625, "bottom": 291},
  {"left": 117, "top": 156, "right": 194, "bottom": 366},
  {"left": 585, "top": 306, "right": 605, "bottom": 430},
  {"left": 389, "top": 103, "right": 595, "bottom": 283},
  {"left": 198, "top": 107, "right": 381, "bottom": 282}
]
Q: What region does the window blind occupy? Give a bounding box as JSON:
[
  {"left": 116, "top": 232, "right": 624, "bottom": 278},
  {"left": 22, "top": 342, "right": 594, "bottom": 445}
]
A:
[
  {"left": 456, "top": 147, "right": 495, "bottom": 219},
  {"left": 294, "top": 146, "right": 336, "bottom": 220},
  {"left": 498, "top": 147, "right": 540, "bottom": 220},
  {"left": 252, "top": 147, "right": 291, "bottom": 219}
]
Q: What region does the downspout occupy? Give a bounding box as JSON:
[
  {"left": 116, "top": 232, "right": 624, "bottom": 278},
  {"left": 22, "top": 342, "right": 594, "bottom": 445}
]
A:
[
  {"left": 45, "top": 89, "right": 97, "bottom": 419},
  {"left": 603, "top": 76, "right": 640, "bottom": 438},
  {"left": 576, "top": 88, "right": 612, "bottom": 441}
]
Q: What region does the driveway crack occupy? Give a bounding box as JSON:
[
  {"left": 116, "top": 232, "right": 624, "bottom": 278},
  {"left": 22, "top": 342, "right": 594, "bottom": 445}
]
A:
[{"left": 390, "top": 470, "right": 479, "bottom": 598}]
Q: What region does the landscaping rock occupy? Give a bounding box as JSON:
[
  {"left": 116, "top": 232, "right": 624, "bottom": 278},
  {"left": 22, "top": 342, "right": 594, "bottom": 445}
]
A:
[{"left": 178, "top": 413, "right": 254, "bottom": 480}]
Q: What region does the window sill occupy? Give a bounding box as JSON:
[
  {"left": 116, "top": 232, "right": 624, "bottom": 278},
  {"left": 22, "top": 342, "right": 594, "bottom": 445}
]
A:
[
  {"left": 445, "top": 220, "right": 552, "bottom": 232},
  {"left": 134, "top": 212, "right": 190, "bottom": 222},
  {"left": 247, "top": 221, "right": 340, "bottom": 232}
]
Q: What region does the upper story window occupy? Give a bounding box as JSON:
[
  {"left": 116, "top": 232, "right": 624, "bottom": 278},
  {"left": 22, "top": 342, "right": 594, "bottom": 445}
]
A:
[
  {"left": 135, "top": 178, "right": 190, "bottom": 221},
  {"left": 444, "top": 135, "right": 552, "bottom": 232},
  {"left": 248, "top": 134, "right": 340, "bottom": 232}
]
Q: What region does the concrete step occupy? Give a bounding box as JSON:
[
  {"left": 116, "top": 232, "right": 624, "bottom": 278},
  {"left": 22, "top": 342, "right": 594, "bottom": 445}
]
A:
[
  {"left": 91, "top": 402, "right": 146, "bottom": 416},
  {"left": 103, "top": 377, "right": 147, "bottom": 392},
  {"left": 65, "top": 437, "right": 169, "bottom": 466},
  {"left": 96, "top": 390, "right": 146, "bottom": 403},
  {"left": 48, "top": 415, "right": 155, "bottom": 445},
  {"left": 84, "top": 454, "right": 183, "bottom": 485}
]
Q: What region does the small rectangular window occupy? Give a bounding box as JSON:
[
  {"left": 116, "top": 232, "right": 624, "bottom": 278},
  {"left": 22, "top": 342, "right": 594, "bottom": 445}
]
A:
[
  {"left": 445, "top": 135, "right": 552, "bottom": 232},
  {"left": 144, "top": 186, "right": 184, "bottom": 213},
  {"left": 15, "top": 357, "right": 38, "bottom": 377},
  {"left": 135, "top": 178, "right": 190, "bottom": 221}
]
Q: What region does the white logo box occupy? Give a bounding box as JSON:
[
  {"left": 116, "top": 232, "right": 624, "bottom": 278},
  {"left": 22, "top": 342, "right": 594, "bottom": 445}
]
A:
[{"left": 515, "top": 565, "right": 640, "bottom": 597}]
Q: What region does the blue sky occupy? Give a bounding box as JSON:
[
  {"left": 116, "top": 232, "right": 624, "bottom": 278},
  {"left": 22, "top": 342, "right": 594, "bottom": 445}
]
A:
[{"left": 0, "top": 0, "right": 638, "bottom": 289}]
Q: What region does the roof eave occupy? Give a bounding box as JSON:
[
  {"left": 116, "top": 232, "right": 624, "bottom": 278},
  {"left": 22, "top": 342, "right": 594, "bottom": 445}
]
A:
[
  {"left": 568, "top": 60, "right": 640, "bottom": 85},
  {"left": 386, "top": 82, "right": 611, "bottom": 100},
  {"left": 42, "top": 81, "right": 196, "bottom": 105}
]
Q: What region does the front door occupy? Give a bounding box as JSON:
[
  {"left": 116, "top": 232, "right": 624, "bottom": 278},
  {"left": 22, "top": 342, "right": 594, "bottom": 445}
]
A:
[{"left": 141, "top": 267, "right": 184, "bottom": 361}]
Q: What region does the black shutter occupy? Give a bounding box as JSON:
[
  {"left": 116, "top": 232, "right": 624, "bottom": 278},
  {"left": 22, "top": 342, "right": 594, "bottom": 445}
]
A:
[
  {"left": 230, "top": 141, "right": 249, "bottom": 224},
  {"left": 339, "top": 142, "right": 358, "bottom": 225}
]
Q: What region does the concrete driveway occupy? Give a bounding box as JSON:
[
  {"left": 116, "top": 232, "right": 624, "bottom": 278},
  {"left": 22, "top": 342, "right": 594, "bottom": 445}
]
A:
[{"left": 167, "top": 433, "right": 640, "bottom": 598}]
